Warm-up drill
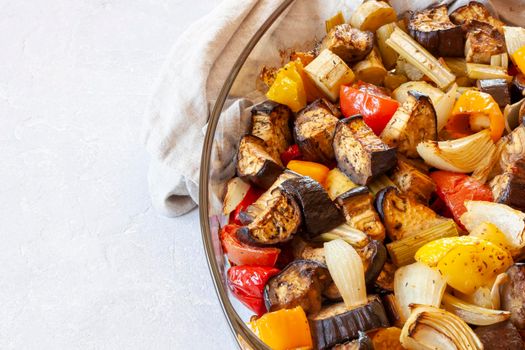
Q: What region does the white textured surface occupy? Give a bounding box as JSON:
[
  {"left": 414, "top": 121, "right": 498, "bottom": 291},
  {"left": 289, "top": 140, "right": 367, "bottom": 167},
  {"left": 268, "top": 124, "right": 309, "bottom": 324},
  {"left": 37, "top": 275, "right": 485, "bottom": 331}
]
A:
[{"left": 0, "top": 0, "right": 237, "bottom": 349}]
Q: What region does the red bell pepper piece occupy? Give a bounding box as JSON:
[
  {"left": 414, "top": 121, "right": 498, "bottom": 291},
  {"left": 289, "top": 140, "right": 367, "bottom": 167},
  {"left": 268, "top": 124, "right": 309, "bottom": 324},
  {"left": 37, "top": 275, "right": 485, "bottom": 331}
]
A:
[
  {"left": 229, "top": 186, "right": 264, "bottom": 226},
  {"left": 430, "top": 171, "right": 493, "bottom": 227},
  {"left": 227, "top": 266, "right": 280, "bottom": 316},
  {"left": 340, "top": 81, "right": 399, "bottom": 135},
  {"left": 280, "top": 144, "right": 303, "bottom": 167},
  {"left": 220, "top": 225, "right": 280, "bottom": 267}
]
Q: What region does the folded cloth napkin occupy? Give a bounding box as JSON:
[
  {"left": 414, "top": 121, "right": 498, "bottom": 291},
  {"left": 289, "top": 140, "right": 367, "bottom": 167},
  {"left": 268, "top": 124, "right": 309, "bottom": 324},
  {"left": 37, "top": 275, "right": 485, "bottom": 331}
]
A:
[{"left": 143, "top": 0, "right": 514, "bottom": 217}]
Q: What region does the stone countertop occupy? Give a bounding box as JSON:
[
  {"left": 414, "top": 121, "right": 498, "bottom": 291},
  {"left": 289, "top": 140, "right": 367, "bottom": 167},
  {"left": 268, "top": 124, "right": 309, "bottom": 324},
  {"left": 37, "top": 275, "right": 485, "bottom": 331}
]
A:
[{"left": 0, "top": 0, "right": 237, "bottom": 348}]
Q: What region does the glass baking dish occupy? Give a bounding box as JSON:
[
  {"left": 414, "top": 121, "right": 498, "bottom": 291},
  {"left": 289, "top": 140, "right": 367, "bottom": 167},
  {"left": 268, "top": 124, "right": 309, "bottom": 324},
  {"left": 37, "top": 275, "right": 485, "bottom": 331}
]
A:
[{"left": 198, "top": 0, "right": 522, "bottom": 349}]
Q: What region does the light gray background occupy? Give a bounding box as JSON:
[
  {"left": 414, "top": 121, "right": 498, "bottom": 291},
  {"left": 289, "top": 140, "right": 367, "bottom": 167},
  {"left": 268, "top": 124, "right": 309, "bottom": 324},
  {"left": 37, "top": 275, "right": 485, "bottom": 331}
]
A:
[{"left": 1, "top": 0, "right": 237, "bottom": 348}]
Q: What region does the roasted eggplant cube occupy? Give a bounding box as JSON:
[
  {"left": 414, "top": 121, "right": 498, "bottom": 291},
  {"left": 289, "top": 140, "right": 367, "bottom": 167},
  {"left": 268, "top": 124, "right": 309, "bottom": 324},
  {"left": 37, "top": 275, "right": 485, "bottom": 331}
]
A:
[
  {"left": 318, "top": 24, "right": 374, "bottom": 65},
  {"left": 294, "top": 99, "right": 340, "bottom": 164},
  {"left": 332, "top": 332, "right": 374, "bottom": 350},
  {"left": 464, "top": 21, "right": 506, "bottom": 64},
  {"left": 501, "top": 263, "right": 525, "bottom": 330},
  {"left": 474, "top": 321, "right": 525, "bottom": 350},
  {"left": 407, "top": 5, "right": 465, "bottom": 57},
  {"left": 280, "top": 176, "right": 345, "bottom": 238},
  {"left": 376, "top": 187, "right": 448, "bottom": 241},
  {"left": 450, "top": 1, "right": 504, "bottom": 32},
  {"left": 251, "top": 101, "right": 293, "bottom": 163},
  {"left": 237, "top": 187, "right": 301, "bottom": 245},
  {"left": 491, "top": 158, "right": 525, "bottom": 212},
  {"left": 380, "top": 92, "right": 437, "bottom": 159},
  {"left": 390, "top": 159, "right": 436, "bottom": 204},
  {"left": 334, "top": 116, "right": 397, "bottom": 186},
  {"left": 336, "top": 187, "right": 386, "bottom": 241},
  {"left": 236, "top": 135, "right": 284, "bottom": 189},
  {"left": 264, "top": 260, "right": 332, "bottom": 315},
  {"left": 309, "top": 296, "right": 389, "bottom": 350},
  {"left": 359, "top": 240, "right": 387, "bottom": 285},
  {"left": 476, "top": 79, "right": 510, "bottom": 108}
]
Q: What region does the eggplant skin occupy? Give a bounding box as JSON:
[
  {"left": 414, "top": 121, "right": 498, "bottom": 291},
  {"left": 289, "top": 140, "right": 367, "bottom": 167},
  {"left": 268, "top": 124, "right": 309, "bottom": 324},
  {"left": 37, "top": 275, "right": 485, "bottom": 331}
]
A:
[
  {"left": 237, "top": 187, "right": 301, "bottom": 245},
  {"left": 294, "top": 99, "right": 341, "bottom": 164},
  {"left": 336, "top": 187, "right": 386, "bottom": 241},
  {"left": 236, "top": 135, "right": 284, "bottom": 189},
  {"left": 477, "top": 79, "right": 511, "bottom": 108},
  {"left": 475, "top": 321, "right": 525, "bottom": 350},
  {"left": 280, "top": 177, "right": 346, "bottom": 238},
  {"left": 309, "top": 295, "right": 389, "bottom": 350},
  {"left": 264, "top": 260, "right": 332, "bottom": 315},
  {"left": 251, "top": 101, "right": 293, "bottom": 163},
  {"left": 407, "top": 5, "right": 464, "bottom": 57},
  {"left": 318, "top": 24, "right": 374, "bottom": 65},
  {"left": 332, "top": 332, "right": 374, "bottom": 350},
  {"left": 500, "top": 263, "right": 525, "bottom": 330},
  {"left": 360, "top": 240, "right": 387, "bottom": 285},
  {"left": 333, "top": 116, "right": 397, "bottom": 186}
]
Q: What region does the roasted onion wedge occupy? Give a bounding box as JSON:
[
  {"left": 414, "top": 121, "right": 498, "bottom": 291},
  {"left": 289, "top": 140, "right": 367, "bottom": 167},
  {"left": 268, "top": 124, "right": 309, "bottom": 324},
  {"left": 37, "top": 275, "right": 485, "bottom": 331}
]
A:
[{"left": 441, "top": 292, "right": 511, "bottom": 326}]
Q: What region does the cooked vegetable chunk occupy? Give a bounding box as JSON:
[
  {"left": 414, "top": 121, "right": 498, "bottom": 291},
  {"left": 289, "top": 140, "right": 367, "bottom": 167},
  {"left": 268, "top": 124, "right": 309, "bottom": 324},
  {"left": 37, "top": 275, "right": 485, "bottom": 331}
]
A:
[
  {"left": 350, "top": 1, "right": 397, "bottom": 33},
  {"left": 294, "top": 99, "right": 340, "bottom": 164},
  {"left": 251, "top": 101, "right": 292, "bottom": 163},
  {"left": 407, "top": 5, "right": 464, "bottom": 57},
  {"left": 352, "top": 47, "right": 387, "bottom": 86},
  {"left": 318, "top": 24, "right": 374, "bottom": 65},
  {"left": 333, "top": 116, "right": 397, "bottom": 186},
  {"left": 333, "top": 332, "right": 374, "bottom": 350},
  {"left": 376, "top": 187, "right": 448, "bottom": 241},
  {"left": 390, "top": 159, "right": 436, "bottom": 204},
  {"left": 336, "top": 187, "right": 385, "bottom": 241},
  {"left": 475, "top": 321, "right": 525, "bottom": 350},
  {"left": 501, "top": 263, "right": 525, "bottom": 330},
  {"left": 264, "top": 260, "right": 332, "bottom": 315},
  {"left": 236, "top": 135, "right": 284, "bottom": 189},
  {"left": 280, "top": 176, "right": 345, "bottom": 237},
  {"left": 237, "top": 187, "right": 301, "bottom": 245},
  {"left": 380, "top": 92, "right": 437, "bottom": 158},
  {"left": 450, "top": 1, "right": 504, "bottom": 33},
  {"left": 325, "top": 168, "right": 358, "bottom": 200},
  {"left": 476, "top": 79, "right": 511, "bottom": 108},
  {"left": 465, "top": 21, "right": 506, "bottom": 64}
]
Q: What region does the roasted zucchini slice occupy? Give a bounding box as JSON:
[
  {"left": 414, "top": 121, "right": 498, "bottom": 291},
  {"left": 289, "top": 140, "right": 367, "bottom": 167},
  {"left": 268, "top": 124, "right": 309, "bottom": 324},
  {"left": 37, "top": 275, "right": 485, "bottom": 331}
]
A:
[
  {"left": 318, "top": 24, "right": 374, "bottom": 65},
  {"left": 475, "top": 321, "right": 525, "bottom": 350},
  {"left": 309, "top": 295, "right": 389, "bottom": 350},
  {"left": 450, "top": 1, "right": 504, "bottom": 33},
  {"left": 264, "top": 259, "right": 332, "bottom": 315},
  {"left": 336, "top": 187, "right": 386, "bottom": 241},
  {"left": 407, "top": 5, "right": 464, "bottom": 57},
  {"left": 476, "top": 79, "right": 511, "bottom": 108},
  {"left": 280, "top": 176, "right": 345, "bottom": 238},
  {"left": 333, "top": 116, "right": 397, "bottom": 186},
  {"left": 390, "top": 159, "right": 436, "bottom": 204},
  {"left": 464, "top": 21, "right": 506, "bottom": 64},
  {"left": 237, "top": 187, "right": 301, "bottom": 245},
  {"left": 294, "top": 99, "right": 340, "bottom": 164},
  {"left": 236, "top": 135, "right": 284, "bottom": 189},
  {"left": 380, "top": 92, "right": 437, "bottom": 158},
  {"left": 376, "top": 187, "right": 449, "bottom": 241},
  {"left": 500, "top": 263, "right": 525, "bottom": 330},
  {"left": 251, "top": 101, "right": 293, "bottom": 163}
]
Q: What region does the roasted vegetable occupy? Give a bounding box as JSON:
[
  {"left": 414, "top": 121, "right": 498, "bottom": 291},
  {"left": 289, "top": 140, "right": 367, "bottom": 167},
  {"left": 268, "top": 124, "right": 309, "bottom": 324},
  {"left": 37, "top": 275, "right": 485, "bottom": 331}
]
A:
[
  {"left": 266, "top": 61, "right": 307, "bottom": 112},
  {"left": 441, "top": 292, "right": 511, "bottom": 326},
  {"left": 465, "top": 21, "right": 507, "bottom": 64},
  {"left": 319, "top": 24, "right": 374, "bottom": 65},
  {"left": 490, "top": 52, "right": 509, "bottom": 68},
  {"left": 368, "top": 174, "right": 397, "bottom": 196},
  {"left": 251, "top": 101, "right": 292, "bottom": 163},
  {"left": 376, "top": 23, "right": 399, "bottom": 70},
  {"left": 333, "top": 332, "right": 374, "bottom": 350},
  {"left": 371, "top": 327, "right": 404, "bottom": 350},
  {"left": 512, "top": 74, "right": 525, "bottom": 102},
  {"left": 325, "top": 168, "right": 358, "bottom": 200},
  {"left": 333, "top": 116, "right": 397, "bottom": 186},
  {"left": 305, "top": 49, "right": 355, "bottom": 102},
  {"left": 467, "top": 62, "right": 512, "bottom": 81},
  {"left": 287, "top": 160, "right": 329, "bottom": 185},
  {"left": 236, "top": 135, "right": 284, "bottom": 189},
  {"left": 223, "top": 177, "right": 252, "bottom": 216},
  {"left": 475, "top": 321, "right": 525, "bottom": 350},
  {"left": 280, "top": 176, "right": 345, "bottom": 237},
  {"left": 501, "top": 263, "right": 525, "bottom": 329},
  {"left": 514, "top": 45, "right": 525, "bottom": 78},
  {"left": 391, "top": 80, "right": 444, "bottom": 105},
  {"left": 294, "top": 98, "right": 340, "bottom": 164},
  {"left": 383, "top": 72, "right": 408, "bottom": 91},
  {"left": 450, "top": 1, "right": 504, "bottom": 32},
  {"left": 314, "top": 223, "right": 370, "bottom": 250},
  {"left": 372, "top": 262, "right": 396, "bottom": 294},
  {"left": 400, "top": 305, "right": 483, "bottom": 350},
  {"left": 237, "top": 187, "right": 301, "bottom": 245},
  {"left": 380, "top": 91, "right": 437, "bottom": 158},
  {"left": 336, "top": 187, "right": 385, "bottom": 241},
  {"left": 390, "top": 159, "right": 436, "bottom": 204},
  {"left": 376, "top": 187, "right": 448, "bottom": 241},
  {"left": 476, "top": 78, "right": 511, "bottom": 108},
  {"left": 264, "top": 260, "right": 332, "bottom": 315},
  {"left": 407, "top": 5, "right": 464, "bottom": 57},
  {"left": 325, "top": 11, "right": 345, "bottom": 34},
  {"left": 309, "top": 296, "right": 389, "bottom": 350},
  {"left": 350, "top": 1, "right": 397, "bottom": 33},
  {"left": 353, "top": 47, "right": 387, "bottom": 86}
]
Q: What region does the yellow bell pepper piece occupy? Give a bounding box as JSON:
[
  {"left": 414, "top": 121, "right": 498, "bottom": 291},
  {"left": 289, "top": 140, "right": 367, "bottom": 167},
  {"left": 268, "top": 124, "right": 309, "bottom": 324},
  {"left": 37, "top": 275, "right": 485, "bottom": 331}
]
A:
[
  {"left": 248, "top": 306, "right": 313, "bottom": 350},
  {"left": 447, "top": 90, "right": 504, "bottom": 142},
  {"left": 415, "top": 236, "right": 513, "bottom": 294},
  {"left": 469, "top": 222, "right": 515, "bottom": 253},
  {"left": 287, "top": 160, "right": 330, "bottom": 185},
  {"left": 512, "top": 45, "right": 525, "bottom": 75},
  {"left": 267, "top": 61, "right": 307, "bottom": 112}
]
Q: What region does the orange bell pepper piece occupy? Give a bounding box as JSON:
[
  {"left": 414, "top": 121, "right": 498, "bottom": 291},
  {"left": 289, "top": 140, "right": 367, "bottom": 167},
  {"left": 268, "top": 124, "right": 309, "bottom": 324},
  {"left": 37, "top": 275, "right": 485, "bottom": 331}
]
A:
[
  {"left": 287, "top": 160, "right": 330, "bottom": 185},
  {"left": 512, "top": 45, "right": 525, "bottom": 75},
  {"left": 248, "top": 306, "right": 313, "bottom": 350},
  {"left": 446, "top": 90, "right": 504, "bottom": 142}
]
